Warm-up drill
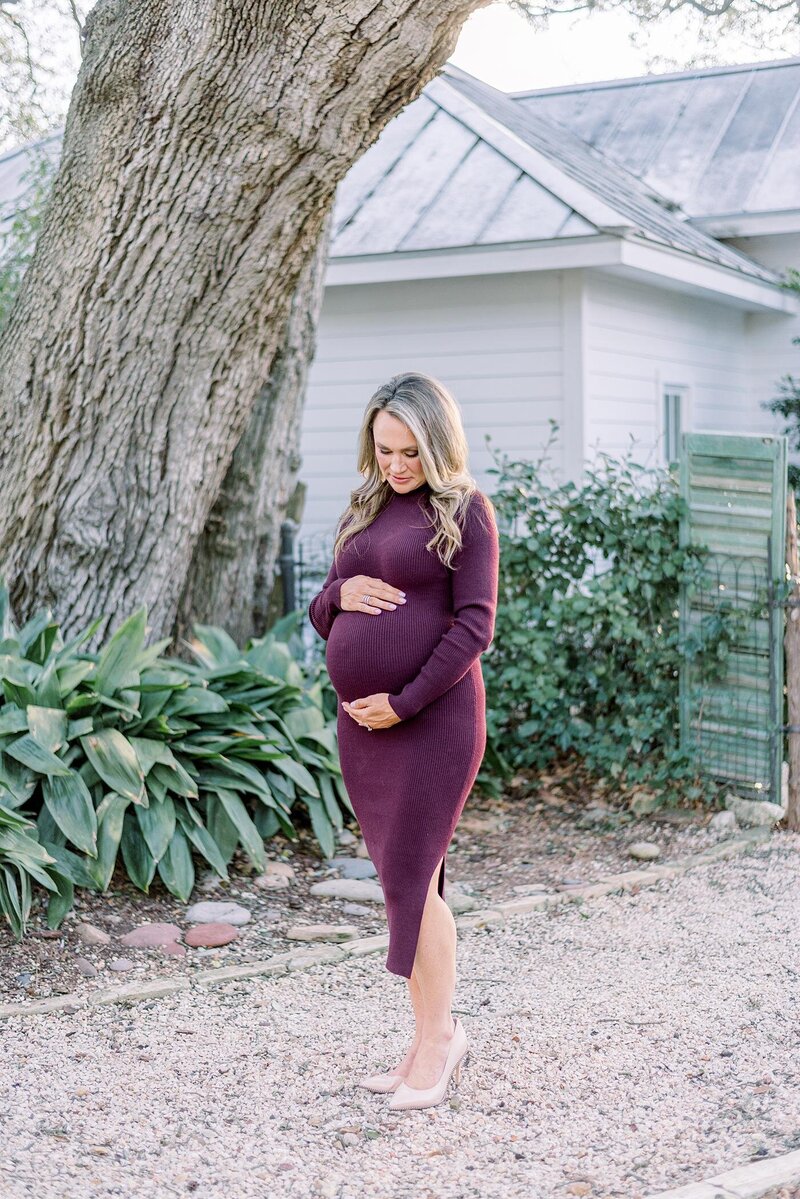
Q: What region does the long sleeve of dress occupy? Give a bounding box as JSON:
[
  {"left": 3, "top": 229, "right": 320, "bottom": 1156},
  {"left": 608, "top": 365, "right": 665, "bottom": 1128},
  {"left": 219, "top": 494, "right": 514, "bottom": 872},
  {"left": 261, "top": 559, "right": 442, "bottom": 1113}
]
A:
[
  {"left": 308, "top": 559, "right": 346, "bottom": 641},
  {"left": 387, "top": 492, "right": 499, "bottom": 721}
]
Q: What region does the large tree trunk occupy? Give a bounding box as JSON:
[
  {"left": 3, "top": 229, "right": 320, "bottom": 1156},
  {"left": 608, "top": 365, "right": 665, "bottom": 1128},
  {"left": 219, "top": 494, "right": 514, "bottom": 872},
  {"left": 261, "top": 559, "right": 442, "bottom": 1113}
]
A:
[
  {"left": 0, "top": 0, "right": 488, "bottom": 647},
  {"left": 174, "top": 213, "right": 331, "bottom": 649}
]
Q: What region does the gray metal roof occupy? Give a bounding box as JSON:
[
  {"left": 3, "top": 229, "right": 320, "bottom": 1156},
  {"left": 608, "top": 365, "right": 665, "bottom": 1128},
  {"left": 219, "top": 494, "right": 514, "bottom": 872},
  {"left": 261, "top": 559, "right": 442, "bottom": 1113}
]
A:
[
  {"left": 330, "top": 63, "right": 782, "bottom": 285},
  {"left": 0, "top": 62, "right": 792, "bottom": 289},
  {"left": 511, "top": 57, "right": 800, "bottom": 220}
]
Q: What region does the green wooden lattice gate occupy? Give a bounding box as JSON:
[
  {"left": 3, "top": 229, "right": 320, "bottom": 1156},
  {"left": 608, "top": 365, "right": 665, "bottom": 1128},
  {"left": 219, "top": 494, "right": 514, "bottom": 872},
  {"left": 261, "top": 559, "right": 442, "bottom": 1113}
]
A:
[{"left": 678, "top": 432, "right": 787, "bottom": 804}]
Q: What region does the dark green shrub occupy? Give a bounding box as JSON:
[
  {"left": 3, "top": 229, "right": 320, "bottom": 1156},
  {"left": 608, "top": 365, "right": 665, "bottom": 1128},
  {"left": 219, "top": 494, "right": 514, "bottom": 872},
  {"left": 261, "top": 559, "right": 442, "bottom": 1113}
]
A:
[{"left": 479, "top": 428, "right": 750, "bottom": 807}]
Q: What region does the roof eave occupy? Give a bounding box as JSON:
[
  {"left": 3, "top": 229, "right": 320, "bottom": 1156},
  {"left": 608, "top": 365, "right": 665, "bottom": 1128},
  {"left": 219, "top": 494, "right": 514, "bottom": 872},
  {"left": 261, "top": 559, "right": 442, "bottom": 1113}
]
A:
[
  {"left": 688, "top": 210, "right": 800, "bottom": 239},
  {"left": 325, "top": 233, "right": 797, "bottom": 314}
]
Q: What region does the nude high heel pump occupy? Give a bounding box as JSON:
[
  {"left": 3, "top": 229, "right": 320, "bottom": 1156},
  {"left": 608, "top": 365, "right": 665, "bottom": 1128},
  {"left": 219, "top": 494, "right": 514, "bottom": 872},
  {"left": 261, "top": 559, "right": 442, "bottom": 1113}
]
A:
[
  {"left": 388, "top": 1018, "right": 468, "bottom": 1111},
  {"left": 357, "top": 1070, "right": 404, "bottom": 1094}
]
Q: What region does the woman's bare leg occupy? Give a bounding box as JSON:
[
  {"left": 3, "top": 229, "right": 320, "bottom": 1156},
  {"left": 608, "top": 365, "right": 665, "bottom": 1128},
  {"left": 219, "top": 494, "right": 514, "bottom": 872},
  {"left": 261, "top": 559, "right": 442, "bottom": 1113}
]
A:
[
  {"left": 389, "top": 970, "right": 425, "bottom": 1076},
  {"left": 402, "top": 858, "right": 458, "bottom": 1089}
]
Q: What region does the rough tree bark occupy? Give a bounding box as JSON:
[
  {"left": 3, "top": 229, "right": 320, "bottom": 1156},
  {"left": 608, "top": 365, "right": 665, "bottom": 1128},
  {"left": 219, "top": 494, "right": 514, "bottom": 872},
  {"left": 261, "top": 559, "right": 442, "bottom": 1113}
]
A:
[
  {"left": 174, "top": 212, "right": 331, "bottom": 649},
  {"left": 0, "top": 0, "right": 489, "bottom": 647}
]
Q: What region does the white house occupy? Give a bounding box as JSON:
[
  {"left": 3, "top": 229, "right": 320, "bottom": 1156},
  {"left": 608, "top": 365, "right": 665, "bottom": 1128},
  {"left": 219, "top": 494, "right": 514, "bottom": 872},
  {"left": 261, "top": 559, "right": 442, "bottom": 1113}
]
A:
[
  {"left": 301, "top": 57, "right": 800, "bottom": 534},
  {"left": 2, "top": 57, "right": 799, "bottom": 539}
]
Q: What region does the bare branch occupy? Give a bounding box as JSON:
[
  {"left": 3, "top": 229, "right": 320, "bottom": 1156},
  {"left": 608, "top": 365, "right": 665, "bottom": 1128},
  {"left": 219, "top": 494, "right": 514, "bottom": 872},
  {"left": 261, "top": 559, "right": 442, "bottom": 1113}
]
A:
[
  {"left": 66, "top": 0, "right": 85, "bottom": 54},
  {"left": 511, "top": 0, "right": 799, "bottom": 28},
  {"left": 0, "top": 6, "right": 39, "bottom": 101}
]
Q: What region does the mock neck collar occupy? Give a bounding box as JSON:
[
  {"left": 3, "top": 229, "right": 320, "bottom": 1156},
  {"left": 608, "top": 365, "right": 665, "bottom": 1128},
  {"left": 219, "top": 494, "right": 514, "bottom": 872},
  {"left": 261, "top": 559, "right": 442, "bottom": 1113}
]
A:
[{"left": 388, "top": 479, "right": 431, "bottom": 501}]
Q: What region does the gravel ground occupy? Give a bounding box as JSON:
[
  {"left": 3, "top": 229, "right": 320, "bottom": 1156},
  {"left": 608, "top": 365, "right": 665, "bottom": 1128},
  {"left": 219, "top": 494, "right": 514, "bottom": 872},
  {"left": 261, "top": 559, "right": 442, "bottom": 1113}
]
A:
[
  {"left": 1, "top": 789, "right": 725, "bottom": 1003},
  {"left": 2, "top": 832, "right": 798, "bottom": 1199}
]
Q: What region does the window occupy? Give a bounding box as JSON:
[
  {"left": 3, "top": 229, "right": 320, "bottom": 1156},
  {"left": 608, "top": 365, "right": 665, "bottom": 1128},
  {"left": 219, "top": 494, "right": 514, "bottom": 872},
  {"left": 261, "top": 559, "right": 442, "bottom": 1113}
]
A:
[{"left": 662, "top": 385, "right": 687, "bottom": 464}]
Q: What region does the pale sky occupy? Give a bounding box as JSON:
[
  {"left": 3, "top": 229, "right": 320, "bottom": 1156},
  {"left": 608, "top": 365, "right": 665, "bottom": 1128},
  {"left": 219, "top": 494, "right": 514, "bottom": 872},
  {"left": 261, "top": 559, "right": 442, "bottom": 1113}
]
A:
[
  {"left": 450, "top": 2, "right": 798, "bottom": 91},
  {"left": 12, "top": 0, "right": 800, "bottom": 149}
]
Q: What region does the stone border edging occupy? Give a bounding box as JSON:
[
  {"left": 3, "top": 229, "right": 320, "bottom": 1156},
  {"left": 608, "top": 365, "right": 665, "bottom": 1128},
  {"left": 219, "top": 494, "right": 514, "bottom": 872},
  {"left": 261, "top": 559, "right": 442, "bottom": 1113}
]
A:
[
  {"left": 0, "top": 826, "right": 773, "bottom": 1022},
  {"left": 643, "top": 1145, "right": 800, "bottom": 1198}
]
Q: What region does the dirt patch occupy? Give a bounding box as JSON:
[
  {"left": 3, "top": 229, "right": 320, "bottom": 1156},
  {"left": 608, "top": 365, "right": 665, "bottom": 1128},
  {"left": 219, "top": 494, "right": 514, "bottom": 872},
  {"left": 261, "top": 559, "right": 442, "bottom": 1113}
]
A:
[{"left": 0, "top": 765, "right": 731, "bottom": 1004}]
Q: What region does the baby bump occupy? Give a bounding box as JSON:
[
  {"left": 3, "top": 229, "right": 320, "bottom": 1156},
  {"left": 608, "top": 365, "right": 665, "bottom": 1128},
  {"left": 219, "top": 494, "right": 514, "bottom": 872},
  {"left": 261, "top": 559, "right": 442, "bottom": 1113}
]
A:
[{"left": 326, "top": 605, "right": 450, "bottom": 699}]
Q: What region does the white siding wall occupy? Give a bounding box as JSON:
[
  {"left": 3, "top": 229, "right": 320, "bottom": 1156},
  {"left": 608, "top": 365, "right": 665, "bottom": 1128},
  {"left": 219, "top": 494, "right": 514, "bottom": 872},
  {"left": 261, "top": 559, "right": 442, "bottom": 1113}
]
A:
[
  {"left": 582, "top": 270, "right": 759, "bottom": 470},
  {"left": 299, "top": 270, "right": 565, "bottom": 534},
  {"left": 727, "top": 233, "right": 800, "bottom": 461}
]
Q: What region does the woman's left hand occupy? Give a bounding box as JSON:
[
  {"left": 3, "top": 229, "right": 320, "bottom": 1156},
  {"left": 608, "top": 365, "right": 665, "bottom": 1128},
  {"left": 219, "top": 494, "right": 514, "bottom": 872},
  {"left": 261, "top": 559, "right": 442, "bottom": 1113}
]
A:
[{"left": 342, "top": 693, "right": 401, "bottom": 730}]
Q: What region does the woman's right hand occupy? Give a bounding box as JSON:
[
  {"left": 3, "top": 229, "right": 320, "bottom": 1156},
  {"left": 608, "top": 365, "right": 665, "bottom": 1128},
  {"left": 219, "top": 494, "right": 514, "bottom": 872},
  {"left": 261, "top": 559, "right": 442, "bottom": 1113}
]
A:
[{"left": 339, "top": 575, "right": 406, "bottom": 615}]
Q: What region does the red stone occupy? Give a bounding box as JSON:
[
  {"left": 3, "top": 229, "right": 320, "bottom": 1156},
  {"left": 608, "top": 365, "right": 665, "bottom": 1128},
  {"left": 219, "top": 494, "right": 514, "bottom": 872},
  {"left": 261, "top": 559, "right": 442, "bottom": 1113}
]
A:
[
  {"left": 120, "top": 922, "right": 182, "bottom": 948},
  {"left": 184, "top": 922, "right": 240, "bottom": 948},
  {"left": 161, "top": 941, "right": 187, "bottom": 957}
]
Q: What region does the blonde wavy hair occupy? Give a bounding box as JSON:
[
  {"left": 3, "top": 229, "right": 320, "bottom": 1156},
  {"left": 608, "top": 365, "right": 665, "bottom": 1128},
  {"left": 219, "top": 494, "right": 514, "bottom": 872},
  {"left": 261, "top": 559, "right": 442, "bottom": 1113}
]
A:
[{"left": 333, "top": 372, "right": 485, "bottom": 569}]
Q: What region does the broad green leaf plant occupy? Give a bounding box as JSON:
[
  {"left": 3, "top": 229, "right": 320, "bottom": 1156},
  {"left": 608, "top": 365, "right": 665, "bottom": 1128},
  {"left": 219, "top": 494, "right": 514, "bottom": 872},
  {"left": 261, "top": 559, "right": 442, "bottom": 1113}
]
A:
[{"left": 0, "top": 587, "right": 350, "bottom": 939}]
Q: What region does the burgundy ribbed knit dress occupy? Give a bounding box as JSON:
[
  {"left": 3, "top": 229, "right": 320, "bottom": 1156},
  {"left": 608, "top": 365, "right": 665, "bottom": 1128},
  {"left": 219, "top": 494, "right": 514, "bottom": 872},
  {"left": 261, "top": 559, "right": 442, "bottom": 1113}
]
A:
[{"left": 308, "top": 482, "right": 499, "bottom": 979}]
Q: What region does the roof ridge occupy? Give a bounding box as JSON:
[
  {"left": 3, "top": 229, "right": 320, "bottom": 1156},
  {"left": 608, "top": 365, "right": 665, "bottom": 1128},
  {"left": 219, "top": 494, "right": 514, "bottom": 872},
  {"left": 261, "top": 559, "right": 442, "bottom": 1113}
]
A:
[{"left": 499, "top": 54, "right": 800, "bottom": 98}]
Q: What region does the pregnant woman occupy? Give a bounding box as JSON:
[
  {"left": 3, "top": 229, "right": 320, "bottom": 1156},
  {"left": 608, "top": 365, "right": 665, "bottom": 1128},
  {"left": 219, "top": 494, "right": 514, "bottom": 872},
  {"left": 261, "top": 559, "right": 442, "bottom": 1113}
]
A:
[{"left": 308, "top": 371, "right": 499, "bottom": 1112}]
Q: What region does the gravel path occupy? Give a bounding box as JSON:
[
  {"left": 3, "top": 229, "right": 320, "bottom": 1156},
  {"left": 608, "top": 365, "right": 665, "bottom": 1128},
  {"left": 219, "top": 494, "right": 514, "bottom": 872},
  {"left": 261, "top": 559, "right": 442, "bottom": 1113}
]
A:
[{"left": 2, "top": 833, "right": 798, "bottom": 1199}]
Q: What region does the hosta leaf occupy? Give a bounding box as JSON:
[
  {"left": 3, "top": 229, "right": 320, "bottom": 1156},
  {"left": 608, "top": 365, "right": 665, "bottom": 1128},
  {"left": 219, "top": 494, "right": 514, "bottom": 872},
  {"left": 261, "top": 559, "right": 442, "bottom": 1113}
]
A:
[
  {"left": 283, "top": 706, "right": 325, "bottom": 738},
  {"left": 318, "top": 772, "right": 343, "bottom": 830},
  {"left": 146, "top": 769, "right": 168, "bottom": 803},
  {"left": 1, "top": 864, "right": 23, "bottom": 929},
  {"left": 135, "top": 794, "right": 176, "bottom": 862},
  {"left": 167, "top": 687, "right": 229, "bottom": 717},
  {"left": 214, "top": 787, "right": 265, "bottom": 871},
  {"left": 0, "top": 704, "right": 28, "bottom": 735},
  {"left": 129, "top": 736, "right": 173, "bottom": 777},
  {"left": 245, "top": 639, "right": 302, "bottom": 685},
  {"left": 139, "top": 666, "right": 191, "bottom": 691},
  {"left": 150, "top": 760, "right": 198, "bottom": 799},
  {"left": 65, "top": 691, "right": 100, "bottom": 716},
  {"left": 93, "top": 608, "right": 147, "bottom": 697},
  {"left": 56, "top": 657, "right": 95, "bottom": 695},
  {"left": 208, "top": 756, "right": 278, "bottom": 803},
  {"left": 66, "top": 716, "right": 94, "bottom": 740},
  {"left": 5, "top": 733, "right": 71, "bottom": 776},
  {"left": 156, "top": 826, "right": 194, "bottom": 902},
  {"left": 80, "top": 729, "right": 145, "bottom": 804},
  {"left": 302, "top": 794, "right": 335, "bottom": 859},
  {"left": 86, "top": 793, "right": 129, "bottom": 891},
  {"left": 0, "top": 652, "right": 35, "bottom": 699},
  {"left": 333, "top": 773, "right": 354, "bottom": 816},
  {"left": 187, "top": 625, "right": 243, "bottom": 669},
  {"left": 298, "top": 727, "right": 337, "bottom": 755},
  {"left": 175, "top": 807, "right": 229, "bottom": 878},
  {"left": 272, "top": 755, "right": 319, "bottom": 797},
  {"left": 253, "top": 806, "right": 281, "bottom": 840},
  {"left": 267, "top": 770, "right": 295, "bottom": 802},
  {"left": 0, "top": 800, "right": 36, "bottom": 832},
  {"left": 134, "top": 636, "right": 173, "bottom": 671},
  {"left": 0, "top": 830, "right": 58, "bottom": 891},
  {"left": 42, "top": 772, "right": 98, "bottom": 856},
  {"left": 27, "top": 705, "right": 68, "bottom": 753},
  {"left": 40, "top": 841, "right": 101, "bottom": 891},
  {"left": 120, "top": 808, "right": 156, "bottom": 892},
  {"left": 17, "top": 610, "right": 57, "bottom": 658},
  {"left": 45, "top": 871, "right": 75, "bottom": 928},
  {"left": 204, "top": 793, "right": 239, "bottom": 863},
  {"left": 4, "top": 683, "right": 35, "bottom": 711}
]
